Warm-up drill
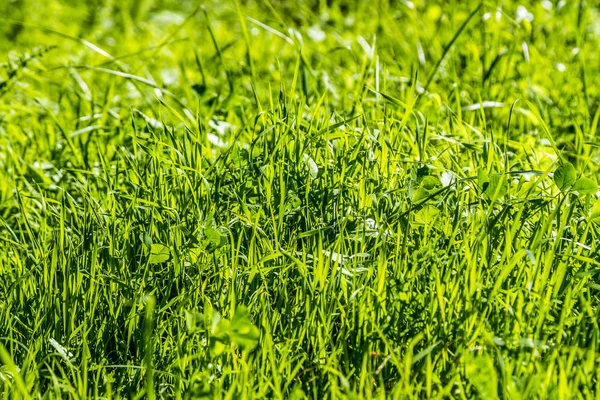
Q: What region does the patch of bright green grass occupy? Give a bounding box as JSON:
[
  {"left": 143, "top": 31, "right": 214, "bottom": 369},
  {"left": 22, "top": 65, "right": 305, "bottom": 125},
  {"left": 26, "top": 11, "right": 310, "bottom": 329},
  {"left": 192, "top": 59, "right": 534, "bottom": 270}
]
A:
[{"left": 1, "top": 0, "right": 600, "bottom": 398}]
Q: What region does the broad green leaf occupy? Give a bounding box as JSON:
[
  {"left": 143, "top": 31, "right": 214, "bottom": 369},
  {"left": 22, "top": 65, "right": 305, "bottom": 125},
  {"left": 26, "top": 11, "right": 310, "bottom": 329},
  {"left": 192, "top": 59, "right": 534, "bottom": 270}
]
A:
[
  {"left": 205, "top": 227, "right": 227, "bottom": 249},
  {"left": 478, "top": 170, "right": 507, "bottom": 200},
  {"left": 572, "top": 177, "right": 597, "bottom": 195},
  {"left": 465, "top": 353, "right": 499, "bottom": 400},
  {"left": 415, "top": 205, "right": 440, "bottom": 225},
  {"left": 208, "top": 307, "right": 259, "bottom": 354},
  {"left": 477, "top": 169, "right": 489, "bottom": 193},
  {"left": 210, "top": 338, "right": 227, "bottom": 356},
  {"left": 554, "top": 162, "right": 576, "bottom": 191},
  {"left": 591, "top": 200, "right": 600, "bottom": 224},
  {"left": 188, "top": 247, "right": 203, "bottom": 263},
  {"left": 229, "top": 306, "right": 260, "bottom": 350},
  {"left": 141, "top": 232, "right": 153, "bottom": 253},
  {"left": 413, "top": 176, "right": 441, "bottom": 203},
  {"left": 485, "top": 174, "right": 508, "bottom": 200},
  {"left": 185, "top": 311, "right": 203, "bottom": 333},
  {"left": 420, "top": 176, "right": 440, "bottom": 190},
  {"left": 287, "top": 191, "right": 301, "bottom": 208},
  {"left": 212, "top": 317, "right": 230, "bottom": 339},
  {"left": 412, "top": 187, "right": 431, "bottom": 203},
  {"left": 148, "top": 244, "right": 170, "bottom": 264},
  {"left": 209, "top": 310, "right": 229, "bottom": 356}
]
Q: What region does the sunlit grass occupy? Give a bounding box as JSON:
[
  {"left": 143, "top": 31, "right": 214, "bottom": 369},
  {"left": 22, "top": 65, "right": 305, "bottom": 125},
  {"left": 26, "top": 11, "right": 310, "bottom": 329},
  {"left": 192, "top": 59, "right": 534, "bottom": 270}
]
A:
[{"left": 1, "top": 0, "right": 600, "bottom": 398}]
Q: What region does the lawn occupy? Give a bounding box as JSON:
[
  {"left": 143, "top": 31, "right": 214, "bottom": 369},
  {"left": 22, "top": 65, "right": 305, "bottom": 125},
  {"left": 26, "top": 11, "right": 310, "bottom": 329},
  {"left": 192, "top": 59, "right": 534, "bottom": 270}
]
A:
[{"left": 1, "top": 0, "right": 600, "bottom": 398}]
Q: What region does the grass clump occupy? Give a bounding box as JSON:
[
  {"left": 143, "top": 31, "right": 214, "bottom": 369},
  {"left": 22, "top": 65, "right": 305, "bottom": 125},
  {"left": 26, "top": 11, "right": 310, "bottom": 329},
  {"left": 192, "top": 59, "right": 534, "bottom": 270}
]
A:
[{"left": 1, "top": 0, "right": 600, "bottom": 398}]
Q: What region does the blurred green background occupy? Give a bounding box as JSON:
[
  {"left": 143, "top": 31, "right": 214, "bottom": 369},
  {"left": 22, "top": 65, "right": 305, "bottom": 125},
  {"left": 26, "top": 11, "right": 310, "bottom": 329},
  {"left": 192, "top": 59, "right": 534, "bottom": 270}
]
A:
[{"left": 1, "top": 0, "right": 598, "bottom": 155}]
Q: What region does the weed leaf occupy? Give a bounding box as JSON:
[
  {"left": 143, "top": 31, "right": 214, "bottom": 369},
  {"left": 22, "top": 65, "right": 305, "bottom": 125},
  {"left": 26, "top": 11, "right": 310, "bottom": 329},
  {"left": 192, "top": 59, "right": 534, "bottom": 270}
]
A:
[
  {"left": 554, "top": 162, "right": 577, "bottom": 191},
  {"left": 148, "top": 244, "right": 171, "bottom": 264},
  {"left": 572, "top": 177, "right": 597, "bottom": 195}
]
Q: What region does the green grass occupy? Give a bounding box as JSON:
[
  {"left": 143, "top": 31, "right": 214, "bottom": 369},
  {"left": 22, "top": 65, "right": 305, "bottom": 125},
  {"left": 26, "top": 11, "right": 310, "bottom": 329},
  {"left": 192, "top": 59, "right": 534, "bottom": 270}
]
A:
[{"left": 1, "top": 0, "right": 600, "bottom": 398}]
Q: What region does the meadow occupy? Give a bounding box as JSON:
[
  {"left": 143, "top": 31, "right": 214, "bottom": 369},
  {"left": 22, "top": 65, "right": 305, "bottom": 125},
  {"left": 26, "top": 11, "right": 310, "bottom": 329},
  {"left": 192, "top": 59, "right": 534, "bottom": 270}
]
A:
[{"left": 1, "top": 0, "right": 600, "bottom": 398}]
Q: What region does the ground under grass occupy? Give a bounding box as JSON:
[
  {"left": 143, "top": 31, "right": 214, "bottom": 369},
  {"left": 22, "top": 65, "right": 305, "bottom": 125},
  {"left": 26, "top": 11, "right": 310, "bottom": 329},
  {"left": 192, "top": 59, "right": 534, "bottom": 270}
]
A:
[{"left": 1, "top": 0, "right": 600, "bottom": 398}]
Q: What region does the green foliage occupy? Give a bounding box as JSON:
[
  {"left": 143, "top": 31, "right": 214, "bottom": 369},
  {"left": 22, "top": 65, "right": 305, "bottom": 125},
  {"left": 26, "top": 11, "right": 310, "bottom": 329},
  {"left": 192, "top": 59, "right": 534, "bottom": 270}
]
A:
[
  {"left": 572, "top": 177, "right": 598, "bottom": 195},
  {"left": 554, "top": 162, "right": 577, "bottom": 192},
  {"left": 1, "top": 0, "right": 600, "bottom": 398},
  {"left": 554, "top": 162, "right": 598, "bottom": 195},
  {"left": 210, "top": 306, "right": 260, "bottom": 355},
  {"left": 148, "top": 243, "right": 171, "bottom": 264},
  {"left": 478, "top": 169, "right": 508, "bottom": 201},
  {"left": 204, "top": 227, "right": 227, "bottom": 251},
  {"left": 591, "top": 200, "right": 600, "bottom": 225},
  {"left": 464, "top": 353, "right": 499, "bottom": 400}
]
